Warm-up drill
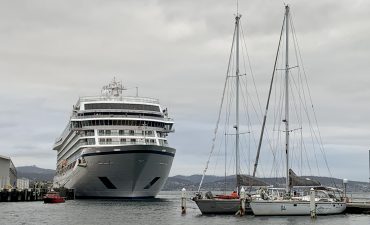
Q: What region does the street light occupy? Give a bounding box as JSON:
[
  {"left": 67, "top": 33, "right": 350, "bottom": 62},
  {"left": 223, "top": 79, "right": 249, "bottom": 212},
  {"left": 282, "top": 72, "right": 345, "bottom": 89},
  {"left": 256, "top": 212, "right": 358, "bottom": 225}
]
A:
[{"left": 343, "top": 178, "right": 348, "bottom": 202}]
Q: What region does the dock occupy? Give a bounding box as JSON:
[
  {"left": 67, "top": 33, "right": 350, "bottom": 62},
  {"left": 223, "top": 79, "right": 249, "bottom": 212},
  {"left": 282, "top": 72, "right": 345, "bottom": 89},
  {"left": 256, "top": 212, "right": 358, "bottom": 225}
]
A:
[
  {"left": 345, "top": 202, "right": 370, "bottom": 214},
  {"left": 0, "top": 188, "right": 47, "bottom": 202},
  {"left": 0, "top": 188, "right": 75, "bottom": 202}
]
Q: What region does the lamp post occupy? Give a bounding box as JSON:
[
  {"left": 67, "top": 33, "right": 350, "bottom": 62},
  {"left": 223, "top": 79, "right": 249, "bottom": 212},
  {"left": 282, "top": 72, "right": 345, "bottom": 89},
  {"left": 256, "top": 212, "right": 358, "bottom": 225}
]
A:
[{"left": 343, "top": 178, "right": 348, "bottom": 202}]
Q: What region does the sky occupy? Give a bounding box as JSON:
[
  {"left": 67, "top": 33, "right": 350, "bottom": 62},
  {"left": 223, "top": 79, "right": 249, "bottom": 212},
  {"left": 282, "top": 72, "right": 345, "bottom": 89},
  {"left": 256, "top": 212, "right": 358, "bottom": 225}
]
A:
[{"left": 0, "top": 0, "right": 369, "bottom": 182}]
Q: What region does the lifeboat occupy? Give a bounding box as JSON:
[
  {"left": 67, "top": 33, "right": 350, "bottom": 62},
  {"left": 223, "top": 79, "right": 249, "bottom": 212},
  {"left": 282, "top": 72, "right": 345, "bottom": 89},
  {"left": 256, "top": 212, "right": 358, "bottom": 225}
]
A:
[{"left": 43, "top": 191, "right": 65, "bottom": 203}]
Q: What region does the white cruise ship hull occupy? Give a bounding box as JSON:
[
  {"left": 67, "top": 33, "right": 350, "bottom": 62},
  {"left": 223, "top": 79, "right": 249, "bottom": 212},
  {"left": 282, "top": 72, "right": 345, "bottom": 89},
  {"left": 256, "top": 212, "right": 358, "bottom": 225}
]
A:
[
  {"left": 250, "top": 200, "right": 346, "bottom": 216},
  {"left": 54, "top": 145, "right": 175, "bottom": 198}
]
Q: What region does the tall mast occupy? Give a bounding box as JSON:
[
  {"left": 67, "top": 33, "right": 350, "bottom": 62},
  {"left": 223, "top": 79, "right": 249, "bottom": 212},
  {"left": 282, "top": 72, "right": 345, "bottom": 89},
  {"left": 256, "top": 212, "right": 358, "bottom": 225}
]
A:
[
  {"left": 235, "top": 14, "right": 241, "bottom": 193},
  {"left": 284, "top": 5, "right": 290, "bottom": 194}
]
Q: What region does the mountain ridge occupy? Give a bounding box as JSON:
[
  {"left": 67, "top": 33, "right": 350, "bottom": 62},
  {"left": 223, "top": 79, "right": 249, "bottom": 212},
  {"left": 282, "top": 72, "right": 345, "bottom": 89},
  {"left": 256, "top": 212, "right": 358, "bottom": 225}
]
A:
[{"left": 16, "top": 166, "right": 369, "bottom": 192}]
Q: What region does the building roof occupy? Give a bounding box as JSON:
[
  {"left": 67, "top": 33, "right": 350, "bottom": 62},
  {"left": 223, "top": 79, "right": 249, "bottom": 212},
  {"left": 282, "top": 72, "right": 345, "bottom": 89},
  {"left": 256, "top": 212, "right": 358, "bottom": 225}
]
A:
[{"left": 0, "top": 154, "right": 10, "bottom": 160}]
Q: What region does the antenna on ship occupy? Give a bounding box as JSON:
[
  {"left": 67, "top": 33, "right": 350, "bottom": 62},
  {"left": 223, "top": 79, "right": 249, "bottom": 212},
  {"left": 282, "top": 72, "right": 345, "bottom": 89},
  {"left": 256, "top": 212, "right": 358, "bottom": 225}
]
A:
[{"left": 102, "top": 77, "right": 126, "bottom": 97}]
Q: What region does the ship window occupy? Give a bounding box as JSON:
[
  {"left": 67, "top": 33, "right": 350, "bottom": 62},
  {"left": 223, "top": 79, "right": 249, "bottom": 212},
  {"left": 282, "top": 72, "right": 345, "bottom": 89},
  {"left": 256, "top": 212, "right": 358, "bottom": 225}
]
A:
[
  {"left": 119, "top": 130, "right": 125, "bottom": 135},
  {"left": 87, "top": 138, "right": 95, "bottom": 145},
  {"left": 106, "top": 138, "right": 112, "bottom": 144},
  {"left": 131, "top": 139, "right": 136, "bottom": 143},
  {"left": 98, "top": 130, "right": 104, "bottom": 136},
  {"left": 99, "top": 138, "right": 105, "bottom": 144},
  {"left": 120, "top": 138, "right": 126, "bottom": 143},
  {"left": 105, "top": 130, "right": 111, "bottom": 135},
  {"left": 84, "top": 103, "right": 160, "bottom": 112},
  {"left": 129, "top": 130, "right": 134, "bottom": 135}
]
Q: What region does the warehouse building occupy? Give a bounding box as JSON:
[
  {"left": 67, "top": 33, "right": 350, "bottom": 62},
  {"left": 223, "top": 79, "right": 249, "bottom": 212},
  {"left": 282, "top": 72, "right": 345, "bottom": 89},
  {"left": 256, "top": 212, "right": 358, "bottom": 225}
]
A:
[{"left": 0, "top": 155, "right": 17, "bottom": 189}]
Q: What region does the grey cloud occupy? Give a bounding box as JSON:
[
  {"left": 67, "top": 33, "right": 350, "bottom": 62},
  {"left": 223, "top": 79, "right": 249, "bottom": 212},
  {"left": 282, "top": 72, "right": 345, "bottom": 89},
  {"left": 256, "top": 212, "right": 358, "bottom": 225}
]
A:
[{"left": 0, "top": 0, "right": 369, "bottom": 181}]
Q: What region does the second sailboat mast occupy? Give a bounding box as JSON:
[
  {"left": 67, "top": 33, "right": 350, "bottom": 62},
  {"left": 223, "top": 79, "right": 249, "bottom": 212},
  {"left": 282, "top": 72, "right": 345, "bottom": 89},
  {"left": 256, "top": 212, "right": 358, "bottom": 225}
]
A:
[
  {"left": 235, "top": 14, "right": 241, "bottom": 193},
  {"left": 284, "top": 5, "right": 290, "bottom": 194}
]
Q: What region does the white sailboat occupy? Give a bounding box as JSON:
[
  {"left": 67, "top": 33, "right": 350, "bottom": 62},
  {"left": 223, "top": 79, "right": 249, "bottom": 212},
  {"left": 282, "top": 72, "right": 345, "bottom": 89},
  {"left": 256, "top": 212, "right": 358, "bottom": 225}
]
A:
[{"left": 249, "top": 5, "right": 346, "bottom": 216}]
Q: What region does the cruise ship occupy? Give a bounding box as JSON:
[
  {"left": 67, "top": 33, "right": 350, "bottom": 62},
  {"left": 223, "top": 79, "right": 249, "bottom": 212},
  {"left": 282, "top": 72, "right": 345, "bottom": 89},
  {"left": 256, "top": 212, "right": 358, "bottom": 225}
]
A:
[{"left": 53, "top": 79, "right": 176, "bottom": 198}]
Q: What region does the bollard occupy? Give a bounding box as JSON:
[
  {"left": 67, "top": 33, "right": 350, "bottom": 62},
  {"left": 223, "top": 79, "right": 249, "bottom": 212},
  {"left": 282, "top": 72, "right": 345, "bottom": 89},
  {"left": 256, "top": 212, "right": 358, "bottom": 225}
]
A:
[
  {"left": 239, "top": 187, "right": 246, "bottom": 216},
  {"left": 181, "top": 188, "right": 186, "bottom": 214},
  {"left": 310, "top": 188, "right": 316, "bottom": 219}
]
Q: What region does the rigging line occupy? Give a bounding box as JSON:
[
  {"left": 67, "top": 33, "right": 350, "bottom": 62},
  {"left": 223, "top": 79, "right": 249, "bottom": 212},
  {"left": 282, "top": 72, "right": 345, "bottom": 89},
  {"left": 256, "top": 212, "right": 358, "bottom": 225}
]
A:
[
  {"left": 240, "top": 24, "right": 264, "bottom": 116},
  {"left": 252, "top": 15, "right": 286, "bottom": 178},
  {"left": 240, "top": 26, "right": 279, "bottom": 161},
  {"left": 240, "top": 77, "right": 261, "bottom": 175},
  {"left": 273, "top": 41, "right": 286, "bottom": 133},
  {"left": 289, "top": 64, "right": 319, "bottom": 176},
  {"left": 289, "top": 71, "right": 307, "bottom": 175},
  {"left": 290, "top": 32, "right": 304, "bottom": 175},
  {"left": 197, "top": 24, "right": 237, "bottom": 193},
  {"left": 221, "top": 82, "right": 234, "bottom": 188},
  {"left": 240, "top": 24, "right": 278, "bottom": 167},
  {"left": 287, "top": 21, "right": 321, "bottom": 177},
  {"left": 269, "top": 72, "right": 283, "bottom": 178},
  {"left": 302, "top": 137, "right": 313, "bottom": 175},
  {"left": 214, "top": 68, "right": 234, "bottom": 179},
  {"left": 289, "top": 72, "right": 305, "bottom": 133},
  {"left": 244, "top": 79, "right": 256, "bottom": 176},
  {"left": 290, "top": 15, "right": 336, "bottom": 186}
]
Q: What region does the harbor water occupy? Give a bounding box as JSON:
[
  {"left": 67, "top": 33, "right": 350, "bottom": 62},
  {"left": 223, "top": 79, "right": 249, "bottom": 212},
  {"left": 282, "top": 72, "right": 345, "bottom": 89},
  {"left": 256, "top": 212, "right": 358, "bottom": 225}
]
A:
[{"left": 1, "top": 191, "right": 369, "bottom": 225}]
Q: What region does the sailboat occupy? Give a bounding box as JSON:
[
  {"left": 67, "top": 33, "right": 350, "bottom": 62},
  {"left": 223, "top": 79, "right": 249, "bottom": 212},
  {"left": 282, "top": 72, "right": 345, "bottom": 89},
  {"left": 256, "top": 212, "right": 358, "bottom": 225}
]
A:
[
  {"left": 249, "top": 5, "right": 346, "bottom": 216},
  {"left": 192, "top": 11, "right": 268, "bottom": 215}
]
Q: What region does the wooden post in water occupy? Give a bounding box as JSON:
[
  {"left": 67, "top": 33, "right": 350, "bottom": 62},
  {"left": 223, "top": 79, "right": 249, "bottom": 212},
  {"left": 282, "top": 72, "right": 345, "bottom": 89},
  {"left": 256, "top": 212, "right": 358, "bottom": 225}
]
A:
[
  {"left": 181, "top": 188, "right": 186, "bottom": 214},
  {"left": 310, "top": 188, "right": 316, "bottom": 219},
  {"left": 239, "top": 187, "right": 246, "bottom": 216}
]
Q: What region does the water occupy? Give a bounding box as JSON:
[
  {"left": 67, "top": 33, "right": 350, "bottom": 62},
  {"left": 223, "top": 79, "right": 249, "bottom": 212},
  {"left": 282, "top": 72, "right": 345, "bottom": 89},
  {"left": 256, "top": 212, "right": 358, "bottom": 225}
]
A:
[{"left": 1, "top": 191, "right": 369, "bottom": 225}]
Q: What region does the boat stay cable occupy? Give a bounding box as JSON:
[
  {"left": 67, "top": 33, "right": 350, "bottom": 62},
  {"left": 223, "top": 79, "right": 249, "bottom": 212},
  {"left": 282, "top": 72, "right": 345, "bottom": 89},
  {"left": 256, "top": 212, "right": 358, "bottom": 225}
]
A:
[
  {"left": 252, "top": 15, "right": 286, "bottom": 178},
  {"left": 197, "top": 24, "right": 237, "bottom": 193}
]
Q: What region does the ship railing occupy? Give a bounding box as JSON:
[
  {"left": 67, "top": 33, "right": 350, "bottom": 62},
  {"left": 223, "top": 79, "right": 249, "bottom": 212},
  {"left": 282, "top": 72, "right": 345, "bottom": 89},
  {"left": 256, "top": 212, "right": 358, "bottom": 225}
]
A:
[
  {"left": 54, "top": 124, "right": 72, "bottom": 144},
  {"left": 78, "top": 96, "right": 160, "bottom": 104},
  {"left": 98, "top": 140, "right": 168, "bottom": 146},
  {"left": 71, "top": 114, "right": 174, "bottom": 122},
  {"left": 97, "top": 133, "right": 156, "bottom": 137}
]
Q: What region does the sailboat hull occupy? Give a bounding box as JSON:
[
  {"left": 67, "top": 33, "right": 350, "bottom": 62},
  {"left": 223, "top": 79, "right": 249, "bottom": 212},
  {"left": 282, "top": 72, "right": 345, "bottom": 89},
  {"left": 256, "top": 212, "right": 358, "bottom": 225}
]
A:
[
  {"left": 250, "top": 200, "right": 346, "bottom": 216},
  {"left": 194, "top": 199, "right": 252, "bottom": 214}
]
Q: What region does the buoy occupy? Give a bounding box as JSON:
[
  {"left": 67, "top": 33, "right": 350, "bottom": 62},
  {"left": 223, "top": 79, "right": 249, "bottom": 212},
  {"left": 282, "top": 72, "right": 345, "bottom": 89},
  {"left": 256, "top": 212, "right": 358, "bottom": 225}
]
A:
[{"left": 181, "top": 188, "right": 186, "bottom": 214}]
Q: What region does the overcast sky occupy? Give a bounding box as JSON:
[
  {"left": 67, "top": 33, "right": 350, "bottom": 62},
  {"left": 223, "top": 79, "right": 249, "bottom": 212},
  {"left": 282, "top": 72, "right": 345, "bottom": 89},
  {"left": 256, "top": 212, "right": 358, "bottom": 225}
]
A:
[{"left": 0, "top": 0, "right": 369, "bottom": 182}]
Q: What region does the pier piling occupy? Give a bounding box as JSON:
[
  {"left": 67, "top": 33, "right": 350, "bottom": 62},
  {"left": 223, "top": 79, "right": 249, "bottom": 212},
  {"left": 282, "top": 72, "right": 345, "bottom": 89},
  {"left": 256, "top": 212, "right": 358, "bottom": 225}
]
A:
[
  {"left": 239, "top": 187, "right": 246, "bottom": 216},
  {"left": 181, "top": 188, "right": 186, "bottom": 214},
  {"left": 310, "top": 188, "right": 316, "bottom": 219}
]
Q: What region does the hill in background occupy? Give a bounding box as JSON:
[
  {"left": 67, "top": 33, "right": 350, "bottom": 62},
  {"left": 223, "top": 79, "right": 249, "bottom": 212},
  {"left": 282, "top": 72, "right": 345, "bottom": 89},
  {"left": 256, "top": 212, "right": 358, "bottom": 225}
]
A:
[
  {"left": 16, "top": 166, "right": 369, "bottom": 192},
  {"left": 17, "top": 165, "right": 55, "bottom": 181},
  {"left": 164, "top": 175, "right": 369, "bottom": 192}
]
